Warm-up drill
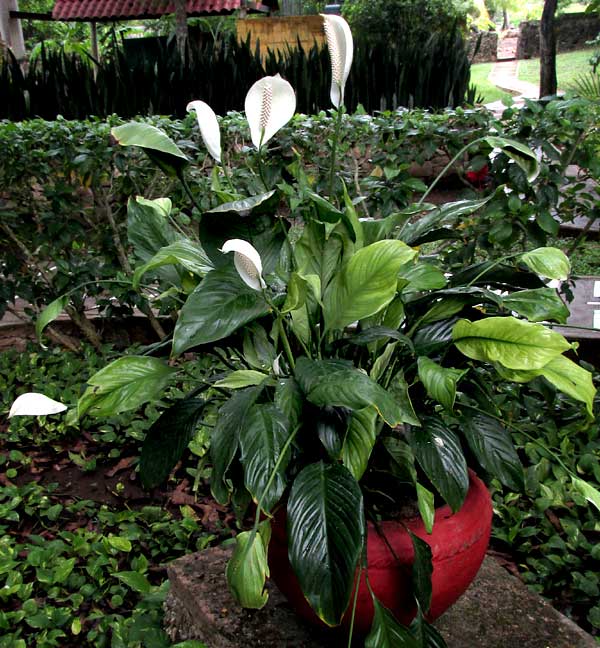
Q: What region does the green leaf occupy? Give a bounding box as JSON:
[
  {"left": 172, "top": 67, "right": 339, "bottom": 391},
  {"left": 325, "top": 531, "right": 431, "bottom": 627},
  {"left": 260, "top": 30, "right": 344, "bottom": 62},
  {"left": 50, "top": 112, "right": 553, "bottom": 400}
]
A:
[
  {"left": 132, "top": 239, "right": 213, "bottom": 290},
  {"left": 239, "top": 404, "right": 291, "bottom": 513},
  {"left": 127, "top": 196, "right": 179, "bottom": 267},
  {"left": 139, "top": 399, "right": 205, "bottom": 489},
  {"left": 365, "top": 596, "right": 420, "bottom": 648},
  {"left": 107, "top": 536, "right": 132, "bottom": 553},
  {"left": 226, "top": 523, "right": 270, "bottom": 609},
  {"left": 36, "top": 295, "right": 68, "bottom": 345},
  {"left": 410, "top": 533, "right": 433, "bottom": 613},
  {"left": 571, "top": 477, "right": 600, "bottom": 514},
  {"left": 78, "top": 356, "right": 177, "bottom": 418},
  {"left": 274, "top": 378, "right": 304, "bottom": 430},
  {"left": 282, "top": 273, "right": 308, "bottom": 314},
  {"left": 115, "top": 571, "right": 152, "bottom": 594},
  {"left": 417, "top": 357, "right": 466, "bottom": 411},
  {"left": 463, "top": 412, "right": 523, "bottom": 491},
  {"left": 410, "top": 418, "right": 469, "bottom": 513},
  {"left": 287, "top": 462, "right": 365, "bottom": 626},
  {"left": 340, "top": 406, "right": 378, "bottom": 480},
  {"left": 295, "top": 220, "right": 344, "bottom": 294},
  {"left": 205, "top": 190, "right": 278, "bottom": 217},
  {"left": 498, "top": 355, "right": 596, "bottom": 418},
  {"left": 324, "top": 240, "right": 417, "bottom": 331},
  {"left": 214, "top": 370, "right": 270, "bottom": 390},
  {"left": 296, "top": 358, "right": 407, "bottom": 427},
  {"left": 308, "top": 192, "right": 344, "bottom": 223},
  {"left": 53, "top": 557, "right": 76, "bottom": 584},
  {"left": 410, "top": 607, "right": 447, "bottom": 647},
  {"left": 400, "top": 263, "right": 447, "bottom": 293},
  {"left": 210, "top": 387, "right": 263, "bottom": 504},
  {"left": 173, "top": 267, "right": 268, "bottom": 355},
  {"left": 416, "top": 483, "right": 435, "bottom": 534},
  {"left": 484, "top": 136, "right": 540, "bottom": 182},
  {"left": 520, "top": 247, "right": 571, "bottom": 280},
  {"left": 387, "top": 370, "right": 420, "bottom": 427},
  {"left": 453, "top": 316, "right": 571, "bottom": 370},
  {"left": 501, "top": 288, "right": 570, "bottom": 323},
  {"left": 112, "top": 123, "right": 189, "bottom": 176}
]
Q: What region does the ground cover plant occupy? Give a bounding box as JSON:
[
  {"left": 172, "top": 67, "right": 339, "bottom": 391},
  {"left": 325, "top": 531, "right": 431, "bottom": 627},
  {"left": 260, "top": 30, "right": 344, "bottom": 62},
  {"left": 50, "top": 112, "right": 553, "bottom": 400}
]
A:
[
  {"left": 517, "top": 48, "right": 598, "bottom": 89},
  {"left": 10, "top": 13, "right": 600, "bottom": 648}
]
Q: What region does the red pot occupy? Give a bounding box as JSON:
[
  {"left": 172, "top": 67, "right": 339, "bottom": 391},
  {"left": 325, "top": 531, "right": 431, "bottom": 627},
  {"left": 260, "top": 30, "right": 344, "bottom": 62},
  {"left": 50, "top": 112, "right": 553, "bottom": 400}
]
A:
[{"left": 268, "top": 470, "right": 492, "bottom": 635}]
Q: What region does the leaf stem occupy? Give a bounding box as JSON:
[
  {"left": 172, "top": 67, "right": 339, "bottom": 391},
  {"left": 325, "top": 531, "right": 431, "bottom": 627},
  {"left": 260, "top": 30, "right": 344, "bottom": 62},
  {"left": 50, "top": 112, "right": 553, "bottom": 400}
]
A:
[{"left": 328, "top": 107, "right": 344, "bottom": 202}]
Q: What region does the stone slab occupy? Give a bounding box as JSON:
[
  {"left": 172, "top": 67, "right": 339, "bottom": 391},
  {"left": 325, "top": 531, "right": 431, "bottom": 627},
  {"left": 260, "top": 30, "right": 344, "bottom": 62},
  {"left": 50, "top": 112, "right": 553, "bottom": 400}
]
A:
[
  {"left": 557, "top": 276, "right": 600, "bottom": 341},
  {"left": 164, "top": 547, "right": 597, "bottom": 648}
]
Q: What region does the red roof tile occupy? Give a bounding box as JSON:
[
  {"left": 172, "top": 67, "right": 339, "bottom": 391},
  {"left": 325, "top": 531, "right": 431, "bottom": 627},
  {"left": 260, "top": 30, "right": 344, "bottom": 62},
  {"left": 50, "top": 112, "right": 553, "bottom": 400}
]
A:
[{"left": 52, "top": 0, "right": 277, "bottom": 21}]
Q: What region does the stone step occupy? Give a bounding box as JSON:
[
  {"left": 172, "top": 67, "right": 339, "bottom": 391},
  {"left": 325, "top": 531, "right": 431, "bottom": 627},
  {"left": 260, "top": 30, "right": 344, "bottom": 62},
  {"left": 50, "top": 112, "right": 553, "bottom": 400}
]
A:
[{"left": 164, "top": 546, "right": 597, "bottom": 648}]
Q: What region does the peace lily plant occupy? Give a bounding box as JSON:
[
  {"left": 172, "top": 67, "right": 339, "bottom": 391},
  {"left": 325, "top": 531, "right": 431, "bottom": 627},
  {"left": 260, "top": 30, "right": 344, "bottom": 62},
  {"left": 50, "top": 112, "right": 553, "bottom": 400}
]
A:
[{"left": 11, "top": 14, "right": 600, "bottom": 647}]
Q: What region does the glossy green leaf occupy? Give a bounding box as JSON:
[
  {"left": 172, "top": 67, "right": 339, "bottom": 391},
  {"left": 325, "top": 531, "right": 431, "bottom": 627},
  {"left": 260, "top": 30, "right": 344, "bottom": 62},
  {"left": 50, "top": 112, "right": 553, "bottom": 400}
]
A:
[
  {"left": 295, "top": 220, "right": 345, "bottom": 294},
  {"left": 410, "top": 533, "right": 433, "bottom": 613},
  {"left": 127, "top": 196, "right": 179, "bottom": 267},
  {"left": 315, "top": 406, "right": 349, "bottom": 459},
  {"left": 484, "top": 136, "right": 540, "bottom": 182},
  {"left": 139, "top": 399, "right": 206, "bottom": 489},
  {"left": 416, "top": 483, "right": 435, "bottom": 534},
  {"left": 463, "top": 412, "right": 523, "bottom": 491},
  {"left": 365, "top": 596, "right": 420, "bottom": 648},
  {"left": 520, "top": 247, "right": 571, "bottom": 280},
  {"left": 287, "top": 462, "right": 365, "bottom": 626},
  {"left": 501, "top": 288, "right": 570, "bottom": 323},
  {"left": 324, "top": 240, "right": 417, "bottom": 331},
  {"left": 36, "top": 295, "right": 68, "bottom": 346},
  {"left": 387, "top": 370, "right": 420, "bottom": 426},
  {"left": 132, "top": 239, "right": 213, "bottom": 289},
  {"left": 296, "top": 358, "right": 407, "bottom": 426},
  {"left": 341, "top": 406, "right": 378, "bottom": 480},
  {"left": 400, "top": 263, "right": 447, "bottom": 293},
  {"left": 282, "top": 272, "right": 308, "bottom": 313},
  {"left": 453, "top": 316, "right": 571, "bottom": 370},
  {"left": 210, "top": 386, "right": 263, "bottom": 504},
  {"left": 112, "top": 123, "right": 189, "bottom": 176},
  {"left": 274, "top": 378, "right": 304, "bottom": 430},
  {"left": 410, "top": 418, "right": 469, "bottom": 513},
  {"left": 571, "top": 477, "right": 600, "bottom": 514},
  {"left": 173, "top": 267, "right": 269, "bottom": 355},
  {"left": 239, "top": 404, "right": 291, "bottom": 513},
  {"left": 308, "top": 192, "right": 344, "bottom": 223},
  {"left": 78, "top": 357, "right": 177, "bottom": 418},
  {"left": 410, "top": 607, "right": 447, "bottom": 648},
  {"left": 497, "top": 355, "right": 595, "bottom": 418},
  {"left": 417, "top": 357, "right": 466, "bottom": 410},
  {"left": 226, "top": 526, "right": 269, "bottom": 608},
  {"left": 206, "top": 190, "right": 278, "bottom": 217},
  {"left": 214, "top": 370, "right": 270, "bottom": 390}
]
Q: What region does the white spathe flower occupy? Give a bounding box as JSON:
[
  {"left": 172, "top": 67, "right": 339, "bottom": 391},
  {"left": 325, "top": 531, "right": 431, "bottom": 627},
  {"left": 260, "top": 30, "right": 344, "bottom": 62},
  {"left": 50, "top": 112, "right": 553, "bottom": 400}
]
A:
[
  {"left": 321, "top": 14, "right": 354, "bottom": 108},
  {"left": 186, "top": 100, "right": 222, "bottom": 163},
  {"left": 221, "top": 239, "right": 266, "bottom": 291},
  {"left": 9, "top": 393, "right": 67, "bottom": 418},
  {"left": 245, "top": 74, "right": 296, "bottom": 150}
]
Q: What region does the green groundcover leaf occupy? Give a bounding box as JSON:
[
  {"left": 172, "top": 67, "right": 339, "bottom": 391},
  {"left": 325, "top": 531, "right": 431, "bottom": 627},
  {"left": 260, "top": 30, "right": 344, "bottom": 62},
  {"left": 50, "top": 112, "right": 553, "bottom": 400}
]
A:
[
  {"left": 571, "top": 477, "right": 600, "bottom": 514},
  {"left": 324, "top": 239, "right": 417, "bottom": 332},
  {"left": 453, "top": 316, "right": 571, "bottom": 371},
  {"left": 78, "top": 356, "right": 177, "bottom": 418},
  {"left": 287, "top": 462, "right": 365, "bottom": 626},
  {"left": 114, "top": 571, "right": 152, "bottom": 594}
]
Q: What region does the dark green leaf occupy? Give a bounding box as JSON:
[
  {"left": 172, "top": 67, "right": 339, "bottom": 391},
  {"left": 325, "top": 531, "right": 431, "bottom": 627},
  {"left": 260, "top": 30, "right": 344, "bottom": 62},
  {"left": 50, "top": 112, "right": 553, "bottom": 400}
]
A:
[
  {"left": 36, "top": 295, "right": 68, "bottom": 345},
  {"left": 140, "top": 399, "right": 206, "bottom": 489},
  {"left": 365, "top": 596, "right": 420, "bottom": 648},
  {"left": 501, "top": 288, "right": 569, "bottom": 323},
  {"left": 287, "top": 462, "right": 365, "bottom": 626},
  {"left": 410, "top": 533, "right": 432, "bottom": 614},
  {"left": 409, "top": 418, "right": 469, "bottom": 513},
  {"left": 205, "top": 190, "right": 278, "bottom": 217},
  {"left": 173, "top": 267, "right": 269, "bottom": 355}
]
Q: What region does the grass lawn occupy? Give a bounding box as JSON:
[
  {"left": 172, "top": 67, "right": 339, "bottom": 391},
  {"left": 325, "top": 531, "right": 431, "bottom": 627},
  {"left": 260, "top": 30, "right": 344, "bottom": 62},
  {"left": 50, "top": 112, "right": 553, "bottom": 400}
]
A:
[
  {"left": 517, "top": 48, "right": 596, "bottom": 90},
  {"left": 469, "top": 62, "right": 514, "bottom": 104}
]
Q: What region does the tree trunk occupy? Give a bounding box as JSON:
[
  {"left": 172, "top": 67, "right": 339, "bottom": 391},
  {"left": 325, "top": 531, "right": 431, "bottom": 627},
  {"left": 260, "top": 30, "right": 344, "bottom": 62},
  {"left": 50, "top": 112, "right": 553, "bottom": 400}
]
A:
[
  {"left": 502, "top": 8, "right": 509, "bottom": 31},
  {"left": 173, "top": 0, "right": 188, "bottom": 59},
  {"left": 540, "top": 0, "right": 558, "bottom": 97}
]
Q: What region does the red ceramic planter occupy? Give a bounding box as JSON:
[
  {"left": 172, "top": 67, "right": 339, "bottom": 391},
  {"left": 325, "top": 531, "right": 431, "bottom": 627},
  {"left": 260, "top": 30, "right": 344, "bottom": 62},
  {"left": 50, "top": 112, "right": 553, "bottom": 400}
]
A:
[{"left": 268, "top": 469, "right": 492, "bottom": 635}]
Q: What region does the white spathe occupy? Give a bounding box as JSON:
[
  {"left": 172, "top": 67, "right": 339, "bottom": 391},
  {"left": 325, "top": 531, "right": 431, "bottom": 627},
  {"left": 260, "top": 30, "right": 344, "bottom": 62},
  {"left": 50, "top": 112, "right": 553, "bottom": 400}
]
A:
[
  {"left": 9, "top": 393, "right": 67, "bottom": 418},
  {"left": 321, "top": 14, "right": 354, "bottom": 108},
  {"left": 245, "top": 75, "right": 296, "bottom": 150},
  {"left": 186, "top": 100, "right": 222, "bottom": 163},
  {"left": 221, "top": 239, "right": 266, "bottom": 291}
]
